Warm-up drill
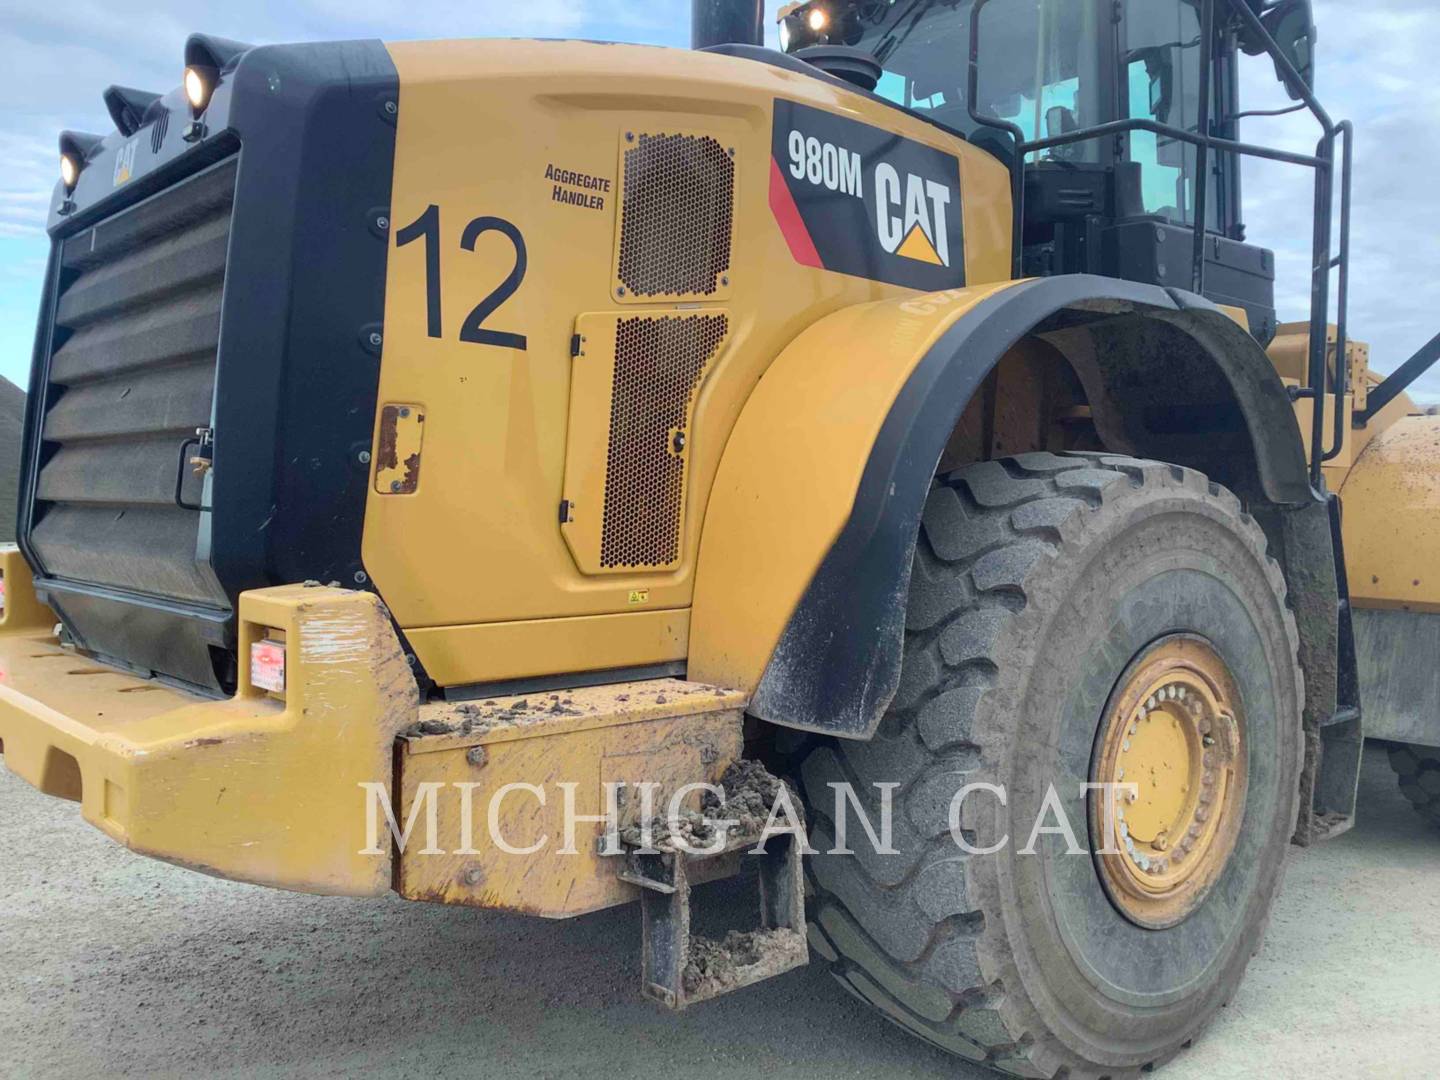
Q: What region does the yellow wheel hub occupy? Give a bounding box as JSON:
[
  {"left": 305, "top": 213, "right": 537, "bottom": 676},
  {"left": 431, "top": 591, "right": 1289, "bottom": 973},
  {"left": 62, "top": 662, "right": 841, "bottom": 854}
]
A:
[{"left": 1090, "top": 636, "right": 1248, "bottom": 929}]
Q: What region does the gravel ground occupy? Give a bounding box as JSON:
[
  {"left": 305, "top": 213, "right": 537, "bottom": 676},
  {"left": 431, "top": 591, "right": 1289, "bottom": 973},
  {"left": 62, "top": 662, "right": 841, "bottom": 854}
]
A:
[{"left": 1, "top": 744, "right": 1436, "bottom": 1079}]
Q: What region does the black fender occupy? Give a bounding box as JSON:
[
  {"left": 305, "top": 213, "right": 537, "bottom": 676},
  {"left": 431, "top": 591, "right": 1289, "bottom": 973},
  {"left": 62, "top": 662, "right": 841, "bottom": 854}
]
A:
[{"left": 750, "top": 274, "right": 1319, "bottom": 738}]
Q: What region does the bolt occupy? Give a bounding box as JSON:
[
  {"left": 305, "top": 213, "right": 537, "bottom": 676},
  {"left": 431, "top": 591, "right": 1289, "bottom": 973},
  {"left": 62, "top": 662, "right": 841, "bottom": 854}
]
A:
[
  {"left": 399, "top": 407, "right": 411, "bottom": 418},
  {"left": 466, "top": 745, "right": 489, "bottom": 768},
  {"left": 616, "top": 286, "right": 626, "bottom": 297},
  {"left": 672, "top": 431, "right": 687, "bottom": 453},
  {"left": 720, "top": 275, "right": 730, "bottom": 286},
  {"left": 353, "top": 570, "right": 368, "bottom": 585},
  {"left": 358, "top": 450, "right": 372, "bottom": 465},
  {"left": 1202, "top": 734, "right": 1216, "bottom": 748},
  {"left": 625, "top": 131, "right": 635, "bottom": 142},
  {"left": 461, "top": 866, "right": 484, "bottom": 887},
  {"left": 390, "top": 480, "right": 403, "bottom": 493},
  {"left": 375, "top": 214, "right": 389, "bottom": 231},
  {"left": 368, "top": 331, "right": 383, "bottom": 349},
  {"left": 384, "top": 100, "right": 398, "bottom": 115},
  {"left": 1154, "top": 833, "right": 1169, "bottom": 851}
]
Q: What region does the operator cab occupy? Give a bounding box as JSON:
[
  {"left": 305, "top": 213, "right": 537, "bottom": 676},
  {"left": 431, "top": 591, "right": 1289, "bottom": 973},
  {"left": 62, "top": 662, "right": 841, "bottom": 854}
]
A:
[{"left": 779, "top": 0, "right": 1317, "bottom": 345}]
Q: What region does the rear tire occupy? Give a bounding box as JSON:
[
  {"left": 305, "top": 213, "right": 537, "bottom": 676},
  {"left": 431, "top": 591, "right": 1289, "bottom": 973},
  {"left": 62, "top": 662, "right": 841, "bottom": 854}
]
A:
[
  {"left": 801, "top": 453, "right": 1303, "bottom": 1079},
  {"left": 1388, "top": 743, "right": 1440, "bottom": 828}
]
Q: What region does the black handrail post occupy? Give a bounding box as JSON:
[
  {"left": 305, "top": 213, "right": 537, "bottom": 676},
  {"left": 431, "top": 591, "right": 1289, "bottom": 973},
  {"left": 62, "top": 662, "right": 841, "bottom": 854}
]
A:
[
  {"left": 1324, "top": 120, "right": 1354, "bottom": 458},
  {"left": 1306, "top": 129, "right": 1334, "bottom": 487},
  {"left": 1192, "top": 0, "right": 1216, "bottom": 294}
]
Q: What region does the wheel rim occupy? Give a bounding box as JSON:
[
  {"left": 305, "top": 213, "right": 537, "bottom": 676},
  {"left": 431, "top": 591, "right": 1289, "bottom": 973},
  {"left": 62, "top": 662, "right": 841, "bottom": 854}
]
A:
[{"left": 1090, "top": 635, "right": 1248, "bottom": 930}]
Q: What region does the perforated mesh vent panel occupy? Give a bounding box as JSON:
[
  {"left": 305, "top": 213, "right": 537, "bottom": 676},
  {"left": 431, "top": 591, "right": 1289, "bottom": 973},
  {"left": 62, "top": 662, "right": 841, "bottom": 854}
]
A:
[
  {"left": 600, "top": 314, "right": 728, "bottom": 569},
  {"left": 617, "top": 133, "right": 734, "bottom": 298}
]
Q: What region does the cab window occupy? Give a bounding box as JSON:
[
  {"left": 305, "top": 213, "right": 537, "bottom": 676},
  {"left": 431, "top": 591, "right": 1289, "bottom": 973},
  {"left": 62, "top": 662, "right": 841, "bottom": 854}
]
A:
[
  {"left": 862, "top": 0, "right": 1103, "bottom": 163},
  {"left": 1124, "top": 0, "right": 1221, "bottom": 229}
]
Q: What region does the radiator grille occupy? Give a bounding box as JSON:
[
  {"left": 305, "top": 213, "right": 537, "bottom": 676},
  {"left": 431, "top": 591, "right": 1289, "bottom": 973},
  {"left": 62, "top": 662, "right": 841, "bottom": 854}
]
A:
[
  {"left": 617, "top": 133, "right": 735, "bottom": 299},
  {"left": 30, "top": 158, "right": 235, "bottom": 607},
  {"left": 599, "top": 314, "right": 728, "bottom": 569}
]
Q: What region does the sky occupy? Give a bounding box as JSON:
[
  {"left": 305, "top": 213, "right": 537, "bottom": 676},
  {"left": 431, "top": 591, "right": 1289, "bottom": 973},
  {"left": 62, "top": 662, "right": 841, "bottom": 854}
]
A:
[{"left": 1, "top": 0, "right": 1437, "bottom": 401}]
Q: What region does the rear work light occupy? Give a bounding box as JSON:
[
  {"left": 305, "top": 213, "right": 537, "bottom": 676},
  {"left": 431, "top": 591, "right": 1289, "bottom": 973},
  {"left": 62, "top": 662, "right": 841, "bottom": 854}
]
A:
[{"left": 250, "top": 638, "right": 286, "bottom": 694}]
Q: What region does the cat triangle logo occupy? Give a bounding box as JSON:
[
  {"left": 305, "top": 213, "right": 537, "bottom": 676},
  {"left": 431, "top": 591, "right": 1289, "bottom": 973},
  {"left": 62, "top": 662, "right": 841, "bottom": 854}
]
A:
[
  {"left": 896, "top": 223, "right": 944, "bottom": 265},
  {"left": 874, "top": 162, "right": 953, "bottom": 269}
]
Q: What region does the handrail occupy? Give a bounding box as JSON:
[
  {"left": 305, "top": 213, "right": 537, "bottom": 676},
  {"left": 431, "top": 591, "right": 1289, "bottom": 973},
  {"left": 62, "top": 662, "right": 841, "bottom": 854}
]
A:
[
  {"left": 965, "top": 0, "right": 1351, "bottom": 489},
  {"left": 1323, "top": 120, "right": 1353, "bottom": 461}
]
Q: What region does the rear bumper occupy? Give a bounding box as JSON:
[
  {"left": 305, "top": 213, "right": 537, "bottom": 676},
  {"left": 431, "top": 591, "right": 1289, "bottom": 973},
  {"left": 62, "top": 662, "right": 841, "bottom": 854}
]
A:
[{"left": 0, "top": 548, "right": 418, "bottom": 895}]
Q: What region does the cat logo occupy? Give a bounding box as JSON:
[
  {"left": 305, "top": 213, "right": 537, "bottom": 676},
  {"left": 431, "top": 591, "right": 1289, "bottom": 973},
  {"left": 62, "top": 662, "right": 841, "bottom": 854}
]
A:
[
  {"left": 770, "top": 98, "right": 966, "bottom": 291},
  {"left": 112, "top": 139, "right": 138, "bottom": 187},
  {"left": 874, "top": 164, "right": 953, "bottom": 268}
]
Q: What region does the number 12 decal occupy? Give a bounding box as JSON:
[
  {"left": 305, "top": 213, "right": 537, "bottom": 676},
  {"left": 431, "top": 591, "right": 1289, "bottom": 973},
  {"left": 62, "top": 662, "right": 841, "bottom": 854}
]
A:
[{"left": 394, "top": 204, "right": 528, "bottom": 351}]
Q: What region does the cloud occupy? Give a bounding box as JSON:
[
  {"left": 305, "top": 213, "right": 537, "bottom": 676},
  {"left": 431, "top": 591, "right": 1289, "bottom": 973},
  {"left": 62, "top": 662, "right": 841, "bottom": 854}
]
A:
[
  {"left": 0, "top": 0, "right": 1435, "bottom": 401},
  {"left": 1239, "top": 0, "right": 1440, "bottom": 401}
]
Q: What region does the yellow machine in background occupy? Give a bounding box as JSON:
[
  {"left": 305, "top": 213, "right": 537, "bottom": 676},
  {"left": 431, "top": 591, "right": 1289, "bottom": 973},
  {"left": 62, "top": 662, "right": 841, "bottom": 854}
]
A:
[{"left": 5, "top": 0, "right": 1440, "bottom": 1076}]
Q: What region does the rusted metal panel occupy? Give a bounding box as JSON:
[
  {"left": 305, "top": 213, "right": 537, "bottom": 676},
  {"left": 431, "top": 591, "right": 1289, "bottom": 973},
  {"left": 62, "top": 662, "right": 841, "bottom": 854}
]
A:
[{"left": 374, "top": 403, "right": 425, "bottom": 495}]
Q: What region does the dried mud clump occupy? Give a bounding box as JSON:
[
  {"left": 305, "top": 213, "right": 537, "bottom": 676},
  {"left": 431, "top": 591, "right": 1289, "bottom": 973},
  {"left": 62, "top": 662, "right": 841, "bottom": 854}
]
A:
[{"left": 682, "top": 929, "right": 805, "bottom": 995}]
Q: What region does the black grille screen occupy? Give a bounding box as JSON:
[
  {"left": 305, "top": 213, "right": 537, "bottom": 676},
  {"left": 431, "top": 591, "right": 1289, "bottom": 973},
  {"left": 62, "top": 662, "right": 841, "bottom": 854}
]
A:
[
  {"left": 599, "top": 313, "right": 728, "bottom": 569},
  {"left": 617, "top": 133, "right": 735, "bottom": 298},
  {"left": 31, "top": 159, "right": 235, "bottom": 609}
]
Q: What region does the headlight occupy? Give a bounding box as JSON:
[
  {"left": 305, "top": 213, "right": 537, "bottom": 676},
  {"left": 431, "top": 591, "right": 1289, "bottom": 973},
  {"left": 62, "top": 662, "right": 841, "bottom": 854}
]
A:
[
  {"left": 808, "top": 6, "right": 829, "bottom": 32},
  {"left": 60, "top": 153, "right": 80, "bottom": 191},
  {"left": 780, "top": 18, "right": 792, "bottom": 52},
  {"left": 184, "top": 66, "right": 213, "bottom": 113}
]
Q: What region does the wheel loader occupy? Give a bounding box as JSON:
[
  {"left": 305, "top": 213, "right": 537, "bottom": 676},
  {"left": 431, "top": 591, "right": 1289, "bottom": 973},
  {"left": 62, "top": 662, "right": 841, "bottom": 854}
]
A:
[{"left": 5, "top": 0, "right": 1439, "bottom": 1075}]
